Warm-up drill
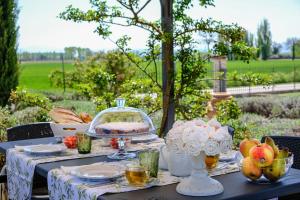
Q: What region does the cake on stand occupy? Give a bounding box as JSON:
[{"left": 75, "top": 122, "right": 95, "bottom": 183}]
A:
[{"left": 88, "top": 98, "right": 156, "bottom": 160}]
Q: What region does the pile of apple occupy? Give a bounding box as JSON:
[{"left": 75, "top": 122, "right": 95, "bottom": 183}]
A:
[{"left": 239, "top": 136, "right": 290, "bottom": 182}]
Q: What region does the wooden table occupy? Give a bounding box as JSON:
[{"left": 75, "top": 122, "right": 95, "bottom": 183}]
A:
[{"left": 1, "top": 137, "right": 300, "bottom": 200}]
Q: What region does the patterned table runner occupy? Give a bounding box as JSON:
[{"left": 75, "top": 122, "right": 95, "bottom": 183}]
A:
[
  {"left": 47, "top": 160, "right": 239, "bottom": 200},
  {"left": 6, "top": 139, "right": 164, "bottom": 200}
]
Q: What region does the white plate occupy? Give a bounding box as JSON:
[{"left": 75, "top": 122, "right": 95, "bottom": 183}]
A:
[
  {"left": 219, "top": 150, "right": 237, "bottom": 162},
  {"left": 23, "top": 144, "right": 67, "bottom": 155},
  {"left": 131, "top": 134, "right": 158, "bottom": 143},
  {"left": 71, "top": 163, "right": 125, "bottom": 181}
]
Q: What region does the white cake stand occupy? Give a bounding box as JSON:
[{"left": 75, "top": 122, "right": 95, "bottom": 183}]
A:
[
  {"left": 87, "top": 98, "right": 156, "bottom": 160},
  {"left": 88, "top": 131, "right": 155, "bottom": 160}
]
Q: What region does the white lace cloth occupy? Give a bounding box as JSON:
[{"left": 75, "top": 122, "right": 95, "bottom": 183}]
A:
[
  {"left": 47, "top": 160, "right": 239, "bottom": 200},
  {"left": 6, "top": 139, "right": 164, "bottom": 200}
]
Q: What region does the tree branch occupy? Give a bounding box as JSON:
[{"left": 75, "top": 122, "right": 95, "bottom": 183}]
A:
[
  {"left": 136, "top": 0, "right": 152, "bottom": 15},
  {"left": 109, "top": 38, "right": 162, "bottom": 89}
]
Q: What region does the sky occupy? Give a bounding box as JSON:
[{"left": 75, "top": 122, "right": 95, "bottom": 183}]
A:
[{"left": 18, "top": 0, "right": 300, "bottom": 52}]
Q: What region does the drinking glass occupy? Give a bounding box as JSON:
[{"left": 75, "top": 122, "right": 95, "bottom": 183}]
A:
[
  {"left": 76, "top": 132, "right": 91, "bottom": 154},
  {"left": 125, "top": 164, "right": 149, "bottom": 186},
  {"left": 205, "top": 154, "right": 220, "bottom": 170},
  {"left": 138, "top": 149, "right": 159, "bottom": 178}
]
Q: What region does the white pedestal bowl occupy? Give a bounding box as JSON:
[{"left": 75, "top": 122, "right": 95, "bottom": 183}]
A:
[{"left": 176, "top": 152, "right": 224, "bottom": 196}]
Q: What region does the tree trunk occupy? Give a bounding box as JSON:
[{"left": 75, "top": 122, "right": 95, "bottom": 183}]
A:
[{"left": 159, "top": 0, "right": 175, "bottom": 137}]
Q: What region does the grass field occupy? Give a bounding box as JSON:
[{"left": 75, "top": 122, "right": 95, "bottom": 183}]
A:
[
  {"left": 19, "top": 62, "right": 74, "bottom": 92},
  {"left": 226, "top": 59, "right": 300, "bottom": 73},
  {"left": 19, "top": 59, "right": 300, "bottom": 92}
]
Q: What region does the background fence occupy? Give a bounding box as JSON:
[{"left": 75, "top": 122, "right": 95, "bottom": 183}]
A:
[{"left": 200, "top": 60, "right": 300, "bottom": 96}]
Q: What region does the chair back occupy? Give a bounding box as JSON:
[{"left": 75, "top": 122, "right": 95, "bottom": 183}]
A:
[
  {"left": 227, "top": 126, "right": 234, "bottom": 138},
  {"left": 6, "top": 122, "right": 54, "bottom": 141},
  {"left": 261, "top": 136, "right": 300, "bottom": 169}
]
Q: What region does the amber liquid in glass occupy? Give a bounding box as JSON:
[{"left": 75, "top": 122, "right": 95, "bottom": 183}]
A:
[
  {"left": 205, "top": 154, "right": 220, "bottom": 170},
  {"left": 125, "top": 167, "right": 148, "bottom": 186}
]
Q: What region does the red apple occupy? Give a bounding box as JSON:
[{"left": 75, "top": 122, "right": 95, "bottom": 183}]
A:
[
  {"left": 249, "top": 143, "right": 274, "bottom": 168},
  {"left": 239, "top": 138, "right": 260, "bottom": 157}
]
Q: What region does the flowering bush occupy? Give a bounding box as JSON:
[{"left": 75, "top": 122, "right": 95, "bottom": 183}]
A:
[{"left": 9, "top": 87, "right": 51, "bottom": 111}]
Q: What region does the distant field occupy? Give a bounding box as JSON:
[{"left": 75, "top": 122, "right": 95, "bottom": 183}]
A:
[
  {"left": 225, "top": 59, "right": 300, "bottom": 74},
  {"left": 19, "top": 62, "right": 74, "bottom": 92},
  {"left": 19, "top": 59, "right": 300, "bottom": 92}
]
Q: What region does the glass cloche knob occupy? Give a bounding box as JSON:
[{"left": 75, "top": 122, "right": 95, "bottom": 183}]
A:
[{"left": 116, "top": 98, "right": 125, "bottom": 108}]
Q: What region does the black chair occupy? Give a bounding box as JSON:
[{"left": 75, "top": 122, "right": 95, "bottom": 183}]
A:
[
  {"left": 7, "top": 122, "right": 54, "bottom": 141},
  {"left": 1, "top": 122, "right": 54, "bottom": 199},
  {"left": 261, "top": 136, "right": 300, "bottom": 170},
  {"left": 227, "top": 126, "right": 234, "bottom": 138}
]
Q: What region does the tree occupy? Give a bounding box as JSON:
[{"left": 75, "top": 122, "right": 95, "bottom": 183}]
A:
[
  {"left": 0, "top": 0, "right": 19, "bottom": 106},
  {"left": 286, "top": 37, "right": 300, "bottom": 60},
  {"left": 199, "top": 32, "right": 216, "bottom": 52},
  {"left": 244, "top": 31, "right": 254, "bottom": 47},
  {"left": 271, "top": 42, "right": 282, "bottom": 55},
  {"left": 257, "top": 19, "right": 272, "bottom": 60},
  {"left": 60, "top": 0, "right": 255, "bottom": 136}
]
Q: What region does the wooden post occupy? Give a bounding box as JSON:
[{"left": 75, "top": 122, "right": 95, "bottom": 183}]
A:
[
  {"left": 60, "top": 53, "right": 66, "bottom": 94},
  {"left": 159, "top": 0, "right": 175, "bottom": 137}
]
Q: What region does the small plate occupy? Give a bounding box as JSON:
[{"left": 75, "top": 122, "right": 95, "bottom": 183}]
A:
[
  {"left": 219, "top": 150, "right": 237, "bottom": 162},
  {"left": 131, "top": 134, "right": 158, "bottom": 143},
  {"left": 24, "top": 144, "right": 67, "bottom": 155},
  {"left": 71, "top": 163, "right": 125, "bottom": 181}
]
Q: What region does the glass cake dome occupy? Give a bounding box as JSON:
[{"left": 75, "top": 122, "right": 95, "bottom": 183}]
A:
[{"left": 88, "top": 98, "right": 156, "bottom": 138}]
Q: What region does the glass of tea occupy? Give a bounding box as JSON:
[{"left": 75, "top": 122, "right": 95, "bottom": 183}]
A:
[
  {"left": 205, "top": 154, "right": 220, "bottom": 170},
  {"left": 125, "top": 164, "right": 149, "bottom": 186},
  {"left": 138, "top": 149, "right": 159, "bottom": 178}
]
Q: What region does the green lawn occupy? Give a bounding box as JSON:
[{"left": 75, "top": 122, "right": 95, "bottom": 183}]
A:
[
  {"left": 19, "top": 62, "right": 74, "bottom": 92},
  {"left": 19, "top": 59, "right": 300, "bottom": 92},
  {"left": 226, "top": 59, "right": 300, "bottom": 74}
]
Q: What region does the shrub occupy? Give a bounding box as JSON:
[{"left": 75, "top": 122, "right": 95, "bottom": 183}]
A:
[
  {"left": 49, "top": 50, "right": 136, "bottom": 99},
  {"left": 0, "top": 106, "right": 16, "bottom": 142},
  {"left": 275, "top": 97, "right": 300, "bottom": 119},
  {"left": 240, "top": 113, "right": 300, "bottom": 138},
  {"left": 215, "top": 97, "right": 242, "bottom": 125},
  {"left": 0, "top": 106, "right": 16, "bottom": 168},
  {"left": 238, "top": 97, "right": 274, "bottom": 117},
  {"left": 9, "top": 87, "right": 51, "bottom": 111},
  {"left": 12, "top": 106, "right": 50, "bottom": 125},
  {"left": 272, "top": 71, "right": 300, "bottom": 84},
  {"left": 93, "top": 78, "right": 162, "bottom": 114},
  {"left": 237, "top": 95, "right": 300, "bottom": 119},
  {"left": 227, "top": 71, "right": 272, "bottom": 87},
  {"left": 226, "top": 119, "right": 252, "bottom": 148}
]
